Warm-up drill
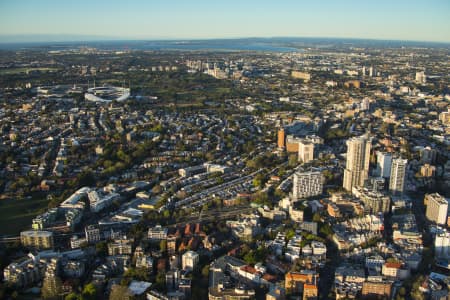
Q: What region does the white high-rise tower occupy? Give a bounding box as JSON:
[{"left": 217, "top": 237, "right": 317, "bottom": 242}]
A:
[{"left": 389, "top": 158, "right": 407, "bottom": 195}]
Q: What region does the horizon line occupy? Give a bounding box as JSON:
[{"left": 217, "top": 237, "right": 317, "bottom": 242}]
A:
[{"left": 0, "top": 35, "right": 450, "bottom": 46}]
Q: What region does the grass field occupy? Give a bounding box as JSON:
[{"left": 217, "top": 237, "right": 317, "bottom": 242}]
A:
[{"left": 0, "top": 197, "right": 49, "bottom": 236}]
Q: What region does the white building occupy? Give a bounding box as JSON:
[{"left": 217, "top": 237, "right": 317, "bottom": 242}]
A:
[
  {"left": 292, "top": 171, "right": 323, "bottom": 200},
  {"left": 88, "top": 190, "right": 120, "bottom": 213},
  {"left": 425, "top": 193, "right": 448, "bottom": 225},
  {"left": 182, "top": 251, "right": 199, "bottom": 271},
  {"left": 298, "top": 141, "right": 314, "bottom": 163},
  {"left": 389, "top": 158, "right": 407, "bottom": 195}
]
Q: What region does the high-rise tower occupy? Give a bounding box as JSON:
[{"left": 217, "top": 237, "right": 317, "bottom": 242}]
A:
[
  {"left": 389, "top": 158, "right": 407, "bottom": 195},
  {"left": 343, "top": 135, "right": 371, "bottom": 192}
]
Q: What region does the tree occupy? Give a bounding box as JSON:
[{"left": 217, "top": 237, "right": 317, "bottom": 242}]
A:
[
  {"left": 96, "top": 241, "right": 108, "bottom": 257},
  {"left": 312, "top": 213, "right": 321, "bottom": 222},
  {"left": 201, "top": 265, "right": 209, "bottom": 278},
  {"left": 82, "top": 283, "right": 97, "bottom": 300},
  {"left": 77, "top": 170, "right": 96, "bottom": 187},
  {"left": 288, "top": 154, "right": 298, "bottom": 167},
  {"left": 65, "top": 293, "right": 79, "bottom": 300},
  {"left": 319, "top": 223, "right": 334, "bottom": 237},
  {"left": 253, "top": 173, "right": 266, "bottom": 189},
  {"left": 160, "top": 240, "right": 167, "bottom": 252},
  {"left": 154, "top": 272, "right": 166, "bottom": 292}
]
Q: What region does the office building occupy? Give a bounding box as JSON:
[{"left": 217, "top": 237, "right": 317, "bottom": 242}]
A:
[
  {"left": 425, "top": 193, "right": 448, "bottom": 225},
  {"left": 389, "top": 158, "right": 407, "bottom": 195},
  {"left": 376, "top": 152, "right": 392, "bottom": 178},
  {"left": 292, "top": 171, "right": 323, "bottom": 200},
  {"left": 20, "top": 230, "right": 54, "bottom": 250},
  {"left": 343, "top": 135, "right": 371, "bottom": 192},
  {"left": 298, "top": 141, "right": 314, "bottom": 163}
]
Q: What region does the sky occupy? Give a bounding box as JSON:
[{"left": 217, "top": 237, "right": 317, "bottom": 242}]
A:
[{"left": 0, "top": 0, "right": 449, "bottom": 43}]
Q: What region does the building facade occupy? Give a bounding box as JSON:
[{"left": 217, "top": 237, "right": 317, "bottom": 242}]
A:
[{"left": 292, "top": 171, "right": 323, "bottom": 200}]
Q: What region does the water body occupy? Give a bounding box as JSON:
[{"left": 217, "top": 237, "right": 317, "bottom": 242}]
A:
[
  {"left": 0, "top": 39, "right": 302, "bottom": 52},
  {"left": 0, "top": 37, "right": 448, "bottom": 51}
]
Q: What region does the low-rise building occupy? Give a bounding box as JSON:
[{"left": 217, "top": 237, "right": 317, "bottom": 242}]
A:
[
  {"left": 361, "top": 280, "right": 392, "bottom": 299},
  {"left": 382, "top": 262, "right": 410, "bottom": 280},
  {"left": 148, "top": 225, "right": 168, "bottom": 241},
  {"left": 20, "top": 230, "right": 54, "bottom": 250}
]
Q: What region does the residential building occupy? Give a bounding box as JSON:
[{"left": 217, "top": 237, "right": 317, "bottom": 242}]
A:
[
  {"left": 108, "top": 239, "right": 132, "bottom": 256},
  {"left": 20, "top": 230, "right": 54, "bottom": 250},
  {"left": 352, "top": 186, "right": 391, "bottom": 214},
  {"left": 88, "top": 189, "right": 120, "bottom": 213},
  {"left": 381, "top": 262, "right": 410, "bottom": 280},
  {"left": 298, "top": 141, "right": 314, "bottom": 163},
  {"left": 439, "top": 108, "right": 450, "bottom": 125},
  {"left": 285, "top": 271, "right": 318, "bottom": 295},
  {"left": 389, "top": 158, "right": 407, "bottom": 195},
  {"left": 343, "top": 135, "right": 371, "bottom": 192},
  {"left": 4, "top": 258, "right": 45, "bottom": 288},
  {"left": 425, "top": 193, "right": 448, "bottom": 225},
  {"left": 420, "top": 164, "right": 436, "bottom": 177},
  {"left": 361, "top": 280, "right": 392, "bottom": 299},
  {"left": 292, "top": 171, "right": 323, "bottom": 200},
  {"left": 182, "top": 251, "right": 199, "bottom": 271},
  {"left": 291, "top": 71, "right": 311, "bottom": 82},
  {"left": 148, "top": 225, "right": 168, "bottom": 241},
  {"left": 415, "top": 71, "right": 426, "bottom": 84},
  {"left": 435, "top": 229, "right": 450, "bottom": 259},
  {"left": 85, "top": 225, "right": 101, "bottom": 243},
  {"left": 420, "top": 147, "right": 437, "bottom": 164},
  {"left": 376, "top": 152, "right": 392, "bottom": 178}
]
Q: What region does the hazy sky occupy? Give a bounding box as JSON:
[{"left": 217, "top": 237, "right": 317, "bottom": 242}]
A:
[{"left": 0, "top": 0, "right": 449, "bottom": 42}]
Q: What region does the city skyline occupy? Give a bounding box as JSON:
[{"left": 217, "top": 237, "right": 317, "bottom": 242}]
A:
[{"left": 1, "top": 0, "right": 450, "bottom": 43}]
